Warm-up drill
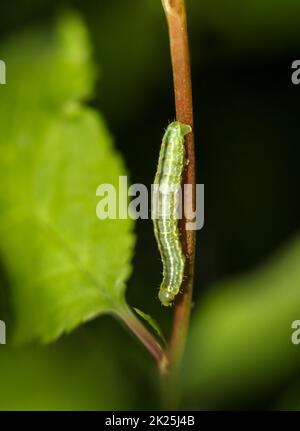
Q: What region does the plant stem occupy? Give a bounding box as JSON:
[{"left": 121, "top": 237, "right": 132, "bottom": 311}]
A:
[
  {"left": 117, "top": 305, "right": 168, "bottom": 375},
  {"left": 117, "top": 0, "right": 195, "bottom": 407},
  {"left": 162, "top": 0, "right": 196, "bottom": 379}
]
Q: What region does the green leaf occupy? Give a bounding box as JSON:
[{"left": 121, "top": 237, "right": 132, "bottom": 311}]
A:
[
  {"left": 0, "top": 13, "right": 135, "bottom": 344},
  {"left": 0, "top": 12, "right": 96, "bottom": 107},
  {"left": 183, "top": 236, "right": 300, "bottom": 409},
  {"left": 133, "top": 307, "right": 166, "bottom": 345}
]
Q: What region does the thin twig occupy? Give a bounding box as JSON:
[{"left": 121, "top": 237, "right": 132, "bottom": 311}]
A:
[
  {"left": 116, "top": 0, "right": 195, "bottom": 401},
  {"left": 162, "top": 0, "right": 196, "bottom": 374},
  {"left": 117, "top": 305, "right": 168, "bottom": 374}
]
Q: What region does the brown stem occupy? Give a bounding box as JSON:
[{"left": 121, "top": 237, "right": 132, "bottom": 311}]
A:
[
  {"left": 116, "top": 0, "right": 195, "bottom": 405},
  {"left": 117, "top": 305, "right": 168, "bottom": 375},
  {"left": 162, "top": 0, "right": 196, "bottom": 373}
]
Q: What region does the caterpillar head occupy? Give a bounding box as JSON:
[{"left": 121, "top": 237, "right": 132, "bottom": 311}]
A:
[
  {"left": 171, "top": 121, "right": 192, "bottom": 137},
  {"left": 158, "top": 289, "right": 174, "bottom": 307}
]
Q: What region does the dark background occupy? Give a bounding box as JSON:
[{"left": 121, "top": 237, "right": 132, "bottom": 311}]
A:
[{"left": 1, "top": 0, "right": 300, "bottom": 410}]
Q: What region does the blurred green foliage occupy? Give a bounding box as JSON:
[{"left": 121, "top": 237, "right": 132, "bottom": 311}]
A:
[
  {"left": 0, "top": 318, "right": 159, "bottom": 410},
  {"left": 0, "top": 14, "right": 134, "bottom": 343},
  {"left": 0, "top": 0, "right": 300, "bottom": 411},
  {"left": 183, "top": 236, "right": 300, "bottom": 409}
]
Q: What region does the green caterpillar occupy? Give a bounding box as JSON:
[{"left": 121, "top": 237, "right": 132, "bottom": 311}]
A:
[{"left": 153, "top": 121, "right": 192, "bottom": 307}]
